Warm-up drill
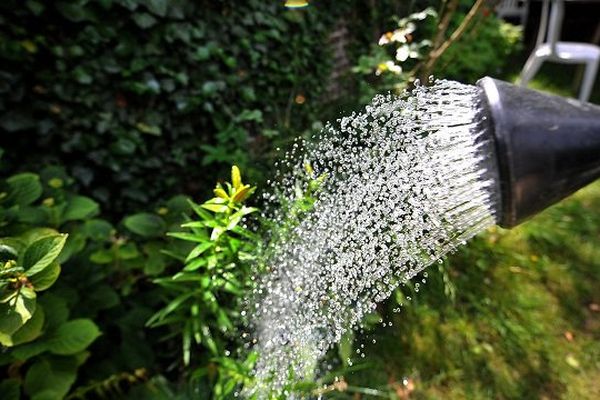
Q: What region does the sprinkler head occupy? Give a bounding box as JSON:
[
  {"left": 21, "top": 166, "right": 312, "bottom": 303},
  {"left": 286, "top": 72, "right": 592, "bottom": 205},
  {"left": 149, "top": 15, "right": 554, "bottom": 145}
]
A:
[{"left": 477, "top": 77, "right": 600, "bottom": 228}]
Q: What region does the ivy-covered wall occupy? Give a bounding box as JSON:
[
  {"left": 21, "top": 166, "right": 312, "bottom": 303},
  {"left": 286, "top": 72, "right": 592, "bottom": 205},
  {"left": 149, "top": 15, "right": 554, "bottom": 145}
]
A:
[{"left": 0, "top": 0, "right": 355, "bottom": 214}]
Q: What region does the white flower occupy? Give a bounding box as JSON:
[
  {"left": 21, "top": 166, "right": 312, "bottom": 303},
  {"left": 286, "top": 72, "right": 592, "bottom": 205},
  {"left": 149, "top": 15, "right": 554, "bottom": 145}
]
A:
[
  {"left": 395, "top": 46, "right": 410, "bottom": 62},
  {"left": 376, "top": 61, "right": 402, "bottom": 76}
]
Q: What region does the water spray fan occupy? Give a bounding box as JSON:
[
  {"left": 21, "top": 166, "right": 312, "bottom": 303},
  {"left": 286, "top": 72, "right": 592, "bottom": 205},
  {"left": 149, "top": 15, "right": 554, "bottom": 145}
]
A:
[{"left": 477, "top": 77, "right": 600, "bottom": 228}]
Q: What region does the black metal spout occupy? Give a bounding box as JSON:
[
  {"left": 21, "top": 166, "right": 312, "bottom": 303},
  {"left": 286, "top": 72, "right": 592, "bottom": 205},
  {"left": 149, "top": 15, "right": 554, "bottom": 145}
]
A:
[{"left": 477, "top": 77, "right": 600, "bottom": 228}]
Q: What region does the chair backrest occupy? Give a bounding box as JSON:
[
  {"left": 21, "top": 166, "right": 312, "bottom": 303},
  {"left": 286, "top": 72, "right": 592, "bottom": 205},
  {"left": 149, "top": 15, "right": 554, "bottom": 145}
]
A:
[{"left": 537, "top": 0, "right": 564, "bottom": 53}]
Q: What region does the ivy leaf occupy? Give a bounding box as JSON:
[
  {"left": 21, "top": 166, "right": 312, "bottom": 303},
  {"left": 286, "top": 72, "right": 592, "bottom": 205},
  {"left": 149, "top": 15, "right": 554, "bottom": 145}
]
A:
[
  {"left": 55, "top": 1, "right": 94, "bottom": 22},
  {"left": 132, "top": 12, "right": 157, "bottom": 29},
  {"left": 146, "top": 0, "right": 168, "bottom": 17},
  {"left": 23, "top": 234, "right": 68, "bottom": 276},
  {"left": 47, "top": 319, "right": 101, "bottom": 355},
  {"left": 123, "top": 213, "right": 166, "bottom": 238},
  {"left": 135, "top": 122, "right": 162, "bottom": 136},
  {"left": 61, "top": 196, "right": 99, "bottom": 222}
]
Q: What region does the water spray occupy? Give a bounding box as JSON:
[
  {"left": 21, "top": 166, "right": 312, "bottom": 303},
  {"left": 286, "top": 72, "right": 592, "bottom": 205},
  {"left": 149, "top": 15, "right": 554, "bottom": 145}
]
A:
[
  {"left": 247, "top": 77, "right": 600, "bottom": 397},
  {"left": 478, "top": 77, "right": 600, "bottom": 228}
]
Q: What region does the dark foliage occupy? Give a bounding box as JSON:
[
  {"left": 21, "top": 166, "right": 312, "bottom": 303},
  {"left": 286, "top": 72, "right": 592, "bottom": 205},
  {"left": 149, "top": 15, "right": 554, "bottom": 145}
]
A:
[{"left": 0, "top": 0, "right": 351, "bottom": 214}]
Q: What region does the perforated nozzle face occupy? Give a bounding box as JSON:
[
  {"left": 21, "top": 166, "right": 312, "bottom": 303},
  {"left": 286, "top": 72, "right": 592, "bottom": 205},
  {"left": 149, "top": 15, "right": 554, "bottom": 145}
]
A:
[{"left": 478, "top": 77, "right": 600, "bottom": 228}]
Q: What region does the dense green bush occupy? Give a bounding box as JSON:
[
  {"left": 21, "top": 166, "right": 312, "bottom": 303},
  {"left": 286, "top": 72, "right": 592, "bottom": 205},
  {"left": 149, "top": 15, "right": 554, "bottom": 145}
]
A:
[
  {"left": 352, "top": 2, "right": 522, "bottom": 96},
  {"left": 0, "top": 0, "right": 346, "bottom": 214},
  {"left": 0, "top": 169, "right": 102, "bottom": 399},
  {"left": 437, "top": 6, "right": 522, "bottom": 83},
  {"left": 0, "top": 164, "right": 198, "bottom": 399}
]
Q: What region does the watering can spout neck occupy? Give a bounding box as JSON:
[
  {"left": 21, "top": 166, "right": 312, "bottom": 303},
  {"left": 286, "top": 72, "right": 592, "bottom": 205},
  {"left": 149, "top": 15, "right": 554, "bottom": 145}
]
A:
[{"left": 477, "top": 77, "right": 600, "bottom": 228}]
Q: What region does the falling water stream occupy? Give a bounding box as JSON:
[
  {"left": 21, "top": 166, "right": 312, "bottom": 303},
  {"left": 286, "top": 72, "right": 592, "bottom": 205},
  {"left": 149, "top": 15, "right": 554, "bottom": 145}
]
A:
[{"left": 246, "top": 79, "right": 501, "bottom": 397}]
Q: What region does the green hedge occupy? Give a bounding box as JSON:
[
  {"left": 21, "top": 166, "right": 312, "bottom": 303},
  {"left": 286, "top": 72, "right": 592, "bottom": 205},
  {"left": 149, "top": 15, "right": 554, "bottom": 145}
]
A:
[{"left": 0, "top": 0, "right": 353, "bottom": 214}]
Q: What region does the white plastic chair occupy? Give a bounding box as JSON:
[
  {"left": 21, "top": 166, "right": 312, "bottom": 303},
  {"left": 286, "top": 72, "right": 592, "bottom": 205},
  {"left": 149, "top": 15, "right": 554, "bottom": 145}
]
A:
[
  {"left": 496, "top": 0, "right": 530, "bottom": 26},
  {"left": 519, "top": 0, "right": 600, "bottom": 102}
]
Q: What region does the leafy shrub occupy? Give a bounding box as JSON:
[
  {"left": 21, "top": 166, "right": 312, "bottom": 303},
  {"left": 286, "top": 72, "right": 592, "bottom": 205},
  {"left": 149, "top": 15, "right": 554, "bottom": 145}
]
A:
[
  {"left": 353, "top": 2, "right": 522, "bottom": 93},
  {"left": 436, "top": 7, "right": 522, "bottom": 83},
  {"left": 0, "top": 0, "right": 348, "bottom": 213},
  {"left": 353, "top": 8, "right": 438, "bottom": 100},
  {"left": 0, "top": 170, "right": 101, "bottom": 399},
  {"left": 0, "top": 162, "right": 200, "bottom": 398},
  {"left": 148, "top": 166, "right": 260, "bottom": 397}
]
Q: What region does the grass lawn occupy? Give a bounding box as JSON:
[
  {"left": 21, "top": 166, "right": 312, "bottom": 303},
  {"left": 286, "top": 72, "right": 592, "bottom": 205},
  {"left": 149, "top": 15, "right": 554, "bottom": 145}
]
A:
[
  {"left": 341, "top": 178, "right": 600, "bottom": 400},
  {"left": 336, "top": 70, "right": 600, "bottom": 399}
]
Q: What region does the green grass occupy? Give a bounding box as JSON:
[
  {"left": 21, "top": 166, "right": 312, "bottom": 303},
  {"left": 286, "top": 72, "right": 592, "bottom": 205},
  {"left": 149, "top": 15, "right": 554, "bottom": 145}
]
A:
[
  {"left": 338, "top": 182, "right": 600, "bottom": 400},
  {"left": 332, "top": 70, "right": 600, "bottom": 399}
]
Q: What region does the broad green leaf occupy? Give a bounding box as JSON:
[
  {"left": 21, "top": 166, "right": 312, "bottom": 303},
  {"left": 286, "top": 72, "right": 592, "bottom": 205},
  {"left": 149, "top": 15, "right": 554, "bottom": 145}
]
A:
[
  {"left": 24, "top": 356, "right": 79, "bottom": 400},
  {"left": 6, "top": 173, "right": 42, "bottom": 206},
  {"left": 89, "top": 249, "right": 113, "bottom": 264},
  {"left": 61, "top": 196, "right": 99, "bottom": 222},
  {"left": 38, "top": 294, "right": 69, "bottom": 329},
  {"left": 15, "top": 286, "right": 36, "bottom": 319},
  {"left": 30, "top": 262, "right": 61, "bottom": 291},
  {"left": 0, "top": 289, "right": 36, "bottom": 338},
  {"left": 117, "top": 242, "right": 139, "bottom": 260},
  {"left": 18, "top": 228, "right": 58, "bottom": 247},
  {"left": 23, "top": 234, "right": 68, "bottom": 276},
  {"left": 47, "top": 319, "right": 100, "bottom": 355},
  {"left": 144, "top": 256, "right": 167, "bottom": 275},
  {"left": 83, "top": 219, "right": 113, "bottom": 241},
  {"left": 165, "top": 195, "right": 191, "bottom": 216},
  {"left": 56, "top": 231, "right": 85, "bottom": 264},
  {"left": 10, "top": 304, "right": 45, "bottom": 346},
  {"left": 0, "top": 302, "right": 26, "bottom": 342},
  {"left": 11, "top": 339, "right": 50, "bottom": 360},
  {"left": 123, "top": 213, "right": 166, "bottom": 238},
  {"left": 18, "top": 206, "right": 47, "bottom": 225}
]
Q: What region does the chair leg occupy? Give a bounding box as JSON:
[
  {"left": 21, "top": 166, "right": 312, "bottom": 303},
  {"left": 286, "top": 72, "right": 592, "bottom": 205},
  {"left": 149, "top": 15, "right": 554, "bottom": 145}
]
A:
[
  {"left": 519, "top": 53, "right": 544, "bottom": 87},
  {"left": 579, "top": 58, "right": 599, "bottom": 102}
]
